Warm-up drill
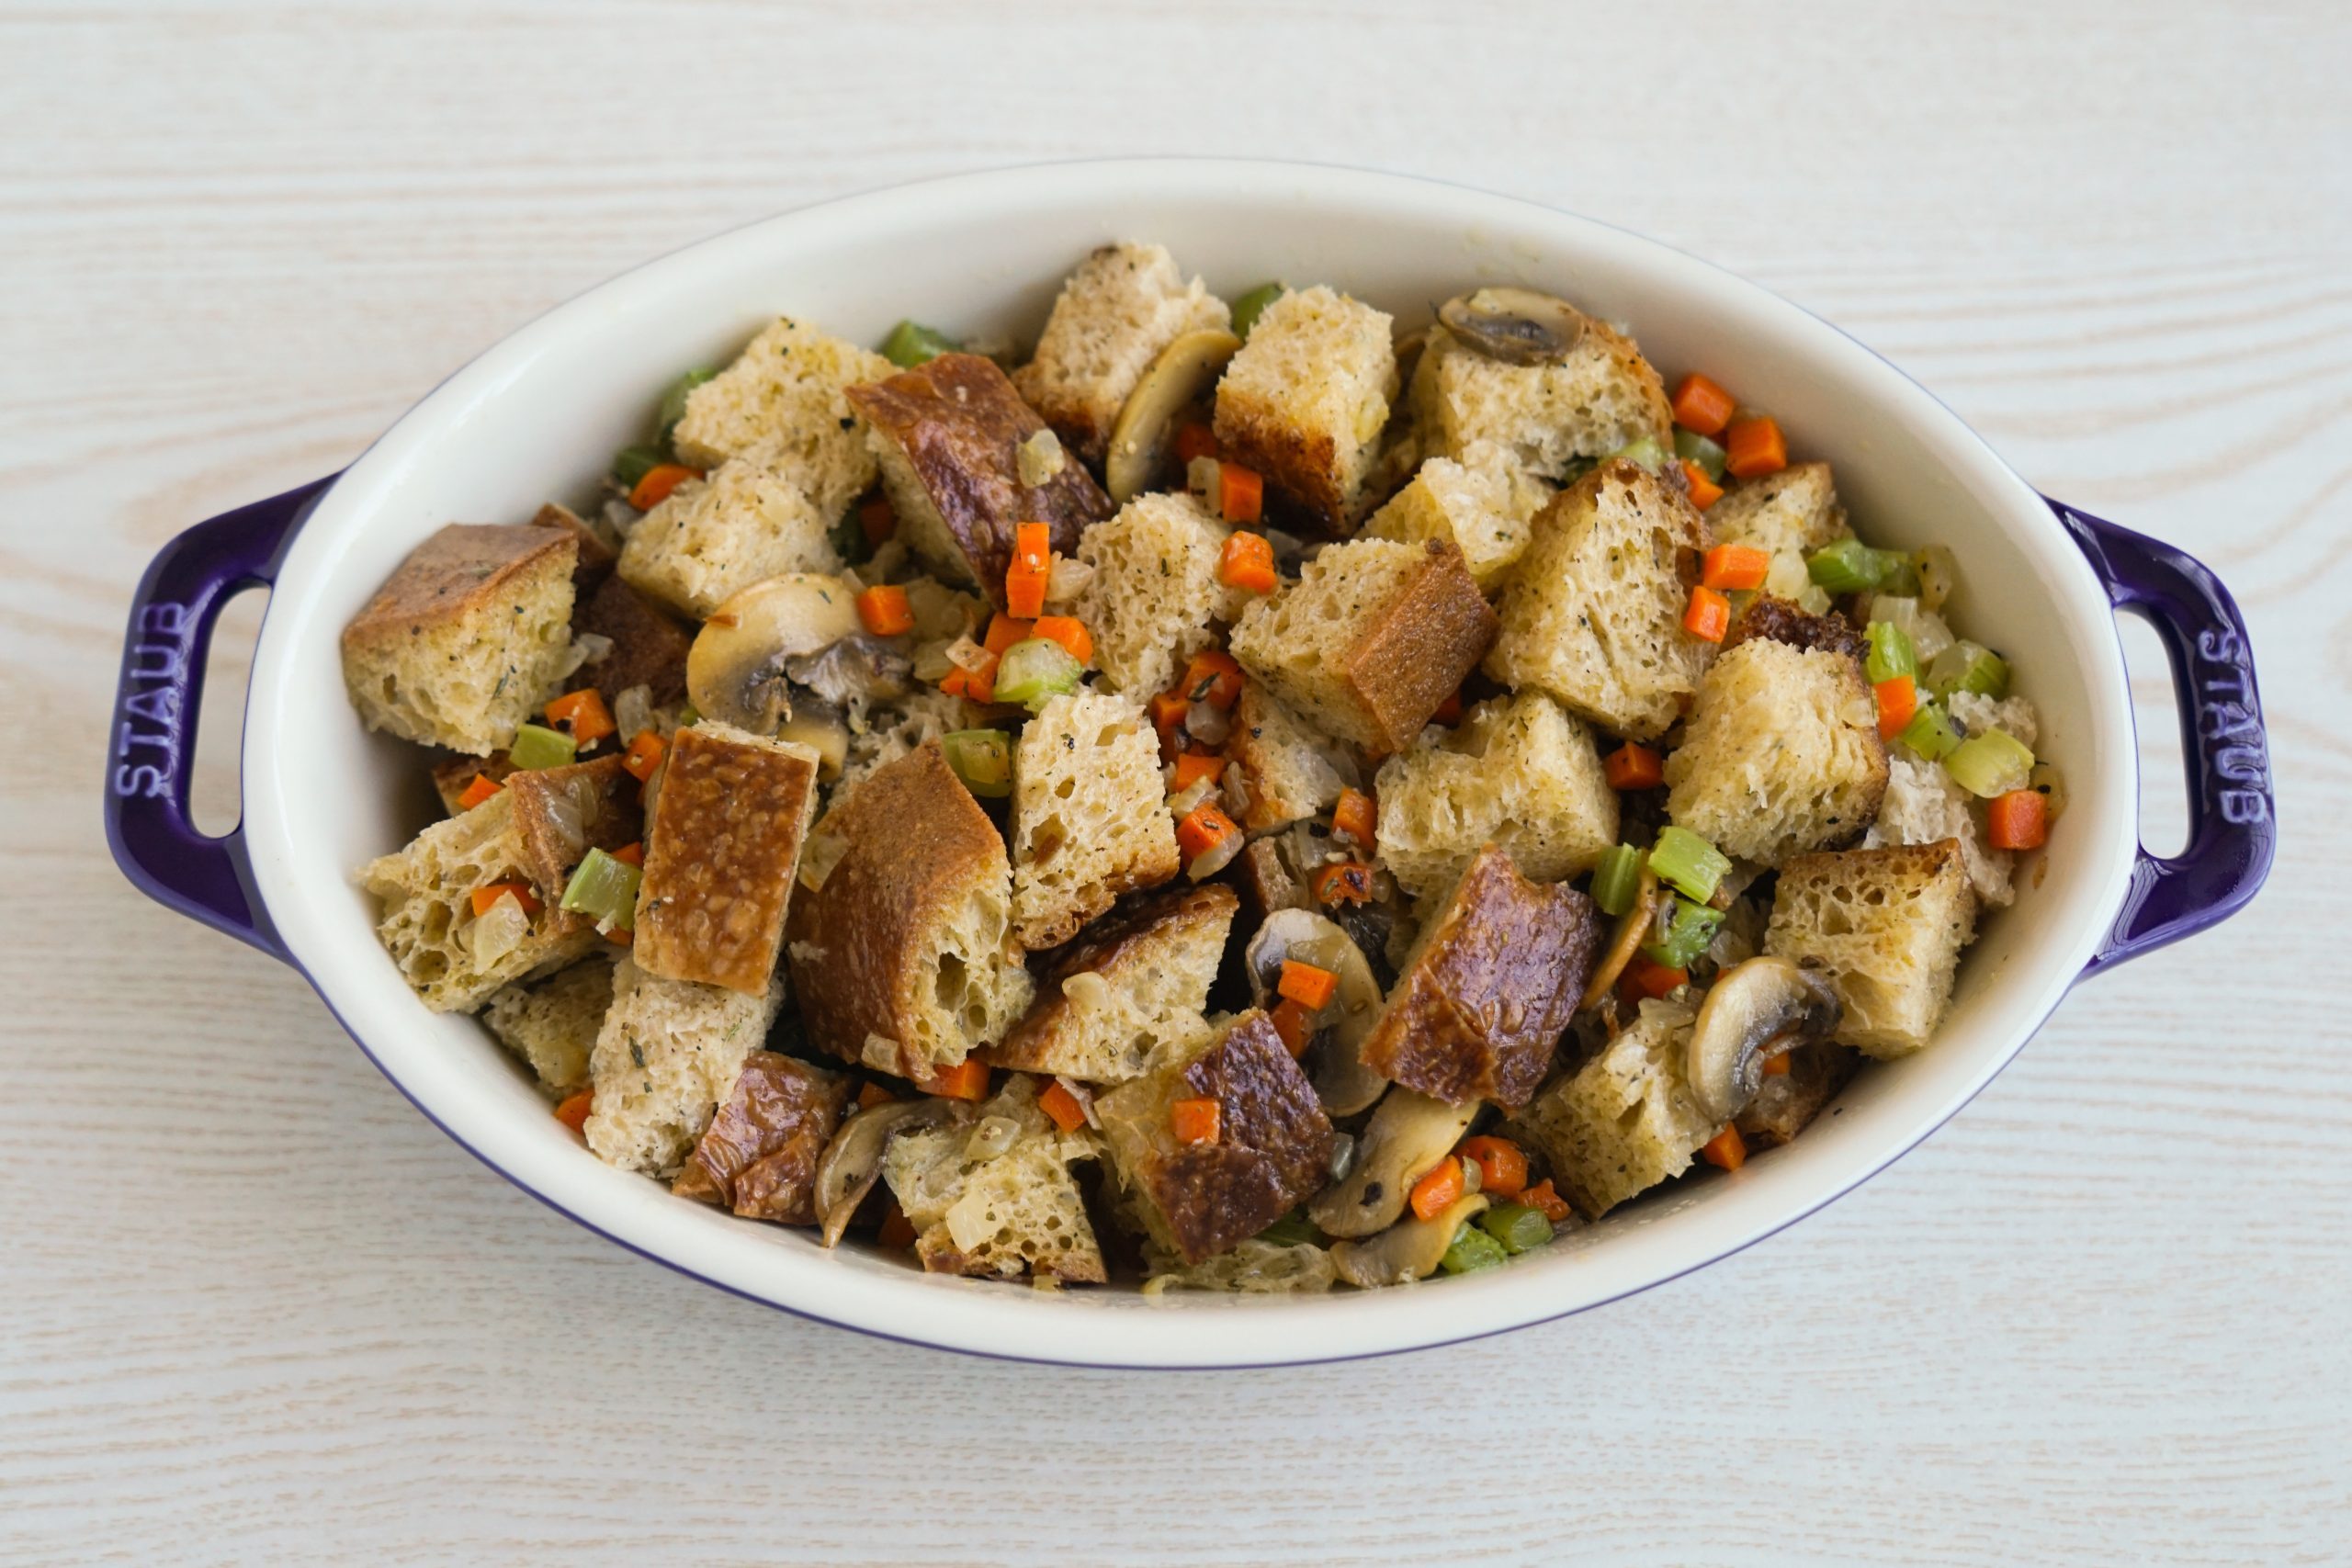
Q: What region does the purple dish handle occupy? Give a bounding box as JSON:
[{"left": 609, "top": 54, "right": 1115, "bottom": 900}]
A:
[
  {"left": 2051, "top": 499, "right": 2275, "bottom": 976},
  {"left": 104, "top": 475, "right": 339, "bottom": 962}
]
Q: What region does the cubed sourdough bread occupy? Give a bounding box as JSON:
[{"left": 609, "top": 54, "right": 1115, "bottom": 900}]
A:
[
  {"left": 1070, "top": 491, "right": 1246, "bottom": 696},
  {"left": 1374, "top": 691, "right": 1618, "bottom": 897},
  {"left": 1362, "top": 438, "right": 1553, "bottom": 589},
  {"left": 1225, "top": 682, "right": 1351, "bottom": 834},
  {"left": 1212, "top": 286, "right": 1396, "bottom": 535},
  {"left": 1510, "top": 997, "right": 1711, "bottom": 1218},
  {"left": 1009, "top": 689, "right": 1181, "bottom": 948},
  {"left": 1483, "top": 459, "right": 1711, "bottom": 742},
  {"left": 1664, "top": 636, "right": 1889, "bottom": 865},
  {"left": 1228, "top": 537, "right": 1496, "bottom": 753},
  {"left": 530, "top": 500, "right": 617, "bottom": 588},
  {"left": 1765, "top": 840, "right": 1975, "bottom": 1058},
  {"left": 582, "top": 958, "right": 786, "bottom": 1177},
  {"left": 1406, "top": 316, "right": 1672, "bottom": 481},
  {"left": 988, "top": 884, "right": 1237, "bottom": 1083},
  {"left": 671, "top": 314, "right": 894, "bottom": 521},
  {"left": 1013, "top": 242, "right": 1231, "bottom": 464},
  {"left": 568, "top": 574, "right": 694, "bottom": 706},
  {"left": 341, "top": 524, "right": 579, "bottom": 756},
  {"left": 671, "top": 1050, "right": 848, "bottom": 1224},
  {"left": 1702, "top": 461, "right": 1848, "bottom": 559},
  {"left": 883, "top": 1075, "right": 1105, "bottom": 1282},
  {"left": 482, "top": 954, "right": 615, "bottom": 1097},
  {"left": 616, "top": 458, "right": 843, "bottom": 620}
]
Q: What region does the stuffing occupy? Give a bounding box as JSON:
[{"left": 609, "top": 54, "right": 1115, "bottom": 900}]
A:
[
  {"left": 1013, "top": 242, "right": 1231, "bottom": 463},
  {"left": 1374, "top": 691, "right": 1619, "bottom": 898},
  {"left": 1212, "top": 286, "right": 1397, "bottom": 534},
  {"left": 1765, "top": 840, "right": 1976, "bottom": 1058}
]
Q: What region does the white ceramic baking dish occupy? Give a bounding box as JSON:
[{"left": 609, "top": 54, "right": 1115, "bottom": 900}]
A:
[{"left": 107, "top": 160, "right": 2273, "bottom": 1367}]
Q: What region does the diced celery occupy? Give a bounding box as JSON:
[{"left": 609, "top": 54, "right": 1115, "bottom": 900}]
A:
[
  {"left": 940, "top": 728, "right": 1013, "bottom": 798},
  {"left": 1945, "top": 729, "right": 2036, "bottom": 798},
  {"left": 1230, "top": 282, "right": 1285, "bottom": 341},
  {"left": 655, "top": 368, "right": 714, "bottom": 448},
  {"left": 1875, "top": 551, "right": 1922, "bottom": 597},
  {"left": 508, "top": 723, "right": 577, "bottom": 772},
  {"left": 1806, "top": 537, "right": 1885, "bottom": 595},
  {"left": 1648, "top": 826, "right": 1730, "bottom": 905},
  {"left": 1897, "top": 700, "right": 1963, "bottom": 761},
  {"left": 1478, "top": 1203, "right": 1555, "bottom": 1255},
  {"left": 1257, "top": 1212, "right": 1318, "bottom": 1247},
  {"left": 1927, "top": 640, "right": 2010, "bottom": 700},
  {"left": 1641, "top": 895, "right": 1724, "bottom": 970},
  {"left": 1868, "top": 594, "right": 1955, "bottom": 662},
  {"left": 990, "top": 639, "right": 1083, "bottom": 712},
  {"left": 613, "top": 444, "right": 666, "bottom": 491},
  {"left": 1589, "top": 843, "right": 1644, "bottom": 918},
  {"left": 880, "top": 320, "right": 960, "bottom": 369},
  {"left": 560, "top": 847, "right": 641, "bottom": 931},
  {"left": 1610, "top": 435, "right": 1667, "bottom": 471},
  {"left": 1673, "top": 428, "right": 1727, "bottom": 481},
  {"left": 1440, "top": 1221, "right": 1508, "bottom": 1275},
  {"left": 1865, "top": 620, "right": 1918, "bottom": 684}
]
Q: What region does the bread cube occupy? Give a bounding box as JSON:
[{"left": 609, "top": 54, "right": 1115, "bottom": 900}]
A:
[
  {"left": 530, "top": 501, "right": 618, "bottom": 589},
  {"left": 569, "top": 574, "right": 693, "bottom": 707},
  {"left": 883, "top": 1075, "right": 1106, "bottom": 1282},
  {"left": 1703, "top": 462, "right": 1847, "bottom": 560},
  {"left": 1483, "top": 459, "right": 1712, "bottom": 742},
  {"left": 671, "top": 1050, "right": 849, "bottom": 1224},
  {"left": 1234, "top": 836, "right": 1310, "bottom": 926},
  {"left": 1765, "top": 840, "right": 1976, "bottom": 1058},
  {"left": 671, "top": 314, "right": 895, "bottom": 521},
  {"left": 1406, "top": 317, "right": 1672, "bottom": 482},
  {"left": 360, "top": 788, "right": 599, "bottom": 1013},
  {"left": 988, "top": 884, "right": 1237, "bottom": 1084},
  {"left": 482, "top": 954, "right": 614, "bottom": 1097},
  {"left": 1664, "top": 636, "right": 1889, "bottom": 866},
  {"left": 582, "top": 958, "right": 786, "bottom": 1176},
  {"left": 1009, "top": 689, "right": 1180, "bottom": 948},
  {"left": 1362, "top": 439, "right": 1553, "bottom": 589},
  {"left": 1735, "top": 1041, "right": 1855, "bottom": 1150},
  {"left": 836, "top": 684, "right": 982, "bottom": 806},
  {"left": 1229, "top": 538, "right": 1496, "bottom": 753},
  {"left": 1510, "top": 997, "right": 1710, "bottom": 1218},
  {"left": 341, "top": 523, "right": 579, "bottom": 756},
  {"left": 615, "top": 458, "right": 842, "bottom": 620},
  {"left": 848, "top": 353, "right": 1114, "bottom": 608},
  {"left": 503, "top": 754, "right": 643, "bottom": 924},
  {"left": 1212, "top": 286, "right": 1397, "bottom": 535},
  {"left": 1359, "top": 845, "right": 1600, "bottom": 1108},
  {"left": 1012, "top": 242, "right": 1231, "bottom": 464},
  {"left": 634, "top": 723, "right": 821, "bottom": 994},
  {"left": 1225, "top": 682, "right": 1351, "bottom": 834},
  {"left": 1097, "top": 1010, "right": 1336, "bottom": 1265},
  {"left": 1070, "top": 491, "right": 1246, "bottom": 696},
  {"left": 1870, "top": 754, "right": 2016, "bottom": 907},
  {"left": 785, "top": 740, "right": 1033, "bottom": 1075},
  {"left": 1373, "top": 691, "right": 1619, "bottom": 898},
  {"left": 1725, "top": 594, "right": 1866, "bottom": 661}
]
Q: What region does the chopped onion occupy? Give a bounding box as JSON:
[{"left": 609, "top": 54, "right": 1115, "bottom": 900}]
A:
[
  {"left": 944, "top": 634, "right": 992, "bottom": 673},
  {"left": 1183, "top": 700, "right": 1231, "bottom": 748},
  {"left": 1015, "top": 427, "right": 1067, "bottom": 487},
  {"left": 944, "top": 1189, "right": 994, "bottom": 1253},
  {"left": 1046, "top": 555, "right": 1095, "bottom": 605},
  {"left": 603, "top": 497, "right": 644, "bottom": 538},
  {"left": 1327, "top": 1131, "right": 1357, "bottom": 1182},
  {"left": 911, "top": 639, "right": 958, "bottom": 683},
  {"left": 1168, "top": 775, "right": 1217, "bottom": 819},
  {"left": 467, "top": 895, "right": 530, "bottom": 968},
  {"left": 612, "top": 684, "right": 655, "bottom": 740},
  {"left": 797, "top": 829, "right": 849, "bottom": 893},
  {"left": 1917, "top": 545, "right": 1960, "bottom": 612},
  {"left": 1060, "top": 971, "right": 1112, "bottom": 1010},
  {"left": 1186, "top": 829, "right": 1244, "bottom": 883},
  {"left": 1187, "top": 455, "right": 1221, "bottom": 498},
  {"left": 967, "top": 1115, "right": 1022, "bottom": 1163}
]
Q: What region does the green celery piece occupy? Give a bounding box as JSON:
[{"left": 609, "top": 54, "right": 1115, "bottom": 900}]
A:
[
  {"left": 880, "top": 320, "right": 960, "bottom": 369},
  {"left": 1946, "top": 729, "right": 2035, "bottom": 799},
  {"left": 1641, "top": 895, "right": 1724, "bottom": 970},
  {"left": 1648, "top": 826, "right": 1730, "bottom": 905},
  {"left": 1865, "top": 620, "right": 1919, "bottom": 683},
  {"left": 1610, "top": 435, "right": 1668, "bottom": 471},
  {"left": 939, "top": 728, "right": 1013, "bottom": 799},
  {"left": 1478, "top": 1203, "right": 1555, "bottom": 1256},
  {"left": 1807, "top": 537, "right": 1883, "bottom": 594},
  {"left": 612, "top": 444, "right": 666, "bottom": 491},
  {"left": 1257, "top": 1212, "right": 1318, "bottom": 1247},
  {"left": 1897, "top": 700, "right": 1962, "bottom": 761},
  {"left": 560, "top": 847, "right": 641, "bottom": 931},
  {"left": 1588, "top": 843, "right": 1644, "bottom": 918},
  {"left": 507, "top": 723, "right": 577, "bottom": 772},
  {"left": 1440, "top": 1221, "right": 1509, "bottom": 1275},
  {"left": 655, "top": 368, "right": 714, "bottom": 451},
  {"left": 990, "top": 639, "right": 1082, "bottom": 713},
  {"left": 1229, "top": 282, "right": 1285, "bottom": 341},
  {"left": 1927, "top": 640, "right": 2010, "bottom": 700},
  {"left": 1673, "top": 428, "right": 1728, "bottom": 481}
]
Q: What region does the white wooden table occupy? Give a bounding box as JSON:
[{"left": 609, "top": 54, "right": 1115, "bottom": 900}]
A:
[{"left": 6, "top": 3, "right": 2346, "bottom": 1562}]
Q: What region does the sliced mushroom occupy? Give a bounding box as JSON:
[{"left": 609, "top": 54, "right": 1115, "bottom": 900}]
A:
[
  {"left": 1580, "top": 862, "right": 1661, "bottom": 1010},
  {"left": 1330, "top": 1190, "right": 1489, "bottom": 1288},
  {"left": 1306, "top": 1088, "right": 1477, "bottom": 1238},
  {"left": 811, "top": 1097, "right": 971, "bottom": 1248},
  {"left": 1104, "top": 327, "right": 1241, "bottom": 503},
  {"left": 686, "top": 573, "right": 862, "bottom": 735},
  {"left": 1245, "top": 908, "right": 1386, "bottom": 1115},
  {"left": 777, "top": 699, "right": 851, "bottom": 776},
  {"left": 1437, "top": 287, "right": 1589, "bottom": 367},
  {"left": 1685, "top": 955, "right": 1843, "bottom": 1122}
]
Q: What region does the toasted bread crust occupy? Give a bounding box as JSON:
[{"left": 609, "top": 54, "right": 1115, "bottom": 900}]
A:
[
  {"left": 504, "top": 754, "right": 643, "bottom": 919},
  {"left": 1726, "top": 594, "right": 1866, "bottom": 662},
  {"left": 672, "top": 1050, "right": 849, "bottom": 1224},
  {"left": 1219, "top": 409, "right": 1347, "bottom": 535},
  {"left": 635, "top": 726, "right": 819, "bottom": 994},
  {"left": 987, "top": 884, "right": 1238, "bottom": 1078},
  {"left": 530, "top": 501, "right": 616, "bottom": 589},
  {"left": 1343, "top": 539, "right": 1498, "bottom": 753},
  {"left": 569, "top": 574, "right": 693, "bottom": 706},
  {"left": 342, "top": 524, "right": 577, "bottom": 646}
]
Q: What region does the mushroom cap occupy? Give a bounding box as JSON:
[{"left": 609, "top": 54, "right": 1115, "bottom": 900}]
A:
[
  {"left": 1306, "top": 1087, "right": 1476, "bottom": 1239},
  {"left": 685, "top": 572, "right": 862, "bottom": 734},
  {"left": 1329, "top": 1190, "right": 1490, "bottom": 1289},
  {"left": 812, "top": 1097, "right": 971, "bottom": 1247},
  {"left": 1244, "top": 908, "right": 1386, "bottom": 1116},
  {"left": 1104, "top": 327, "right": 1239, "bottom": 503},
  {"left": 1685, "top": 955, "right": 1843, "bottom": 1123},
  {"left": 1436, "top": 287, "right": 1590, "bottom": 367}
]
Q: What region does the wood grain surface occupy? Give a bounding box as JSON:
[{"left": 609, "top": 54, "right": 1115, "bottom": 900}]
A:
[{"left": 5, "top": 2, "right": 2346, "bottom": 1562}]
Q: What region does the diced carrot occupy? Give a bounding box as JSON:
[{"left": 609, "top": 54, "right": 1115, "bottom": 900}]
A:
[
  {"left": 857, "top": 1081, "right": 897, "bottom": 1111},
  {"left": 1670, "top": 373, "right": 1736, "bottom": 436},
  {"left": 855, "top": 583, "right": 915, "bottom": 637},
  {"left": 1621, "top": 954, "right": 1688, "bottom": 1002},
  {"left": 965, "top": 656, "right": 1001, "bottom": 705},
  {"left": 1874, "top": 673, "right": 1918, "bottom": 740},
  {"left": 1459, "top": 1135, "right": 1528, "bottom": 1201},
  {"left": 1723, "top": 416, "right": 1787, "bottom": 479},
  {"left": 1218, "top": 530, "right": 1278, "bottom": 595},
  {"left": 1012, "top": 521, "right": 1051, "bottom": 571},
  {"left": 1701, "top": 544, "right": 1771, "bottom": 592},
  {"left": 1681, "top": 460, "right": 1725, "bottom": 510},
  {"left": 1277, "top": 960, "right": 1340, "bottom": 1011},
  {"left": 1521, "top": 1178, "right": 1570, "bottom": 1224},
  {"left": 983, "top": 614, "right": 1035, "bottom": 656},
  {"left": 1683, "top": 584, "right": 1732, "bottom": 642},
  {"left": 611, "top": 841, "right": 644, "bottom": 867},
  {"left": 1760, "top": 1052, "right": 1792, "bottom": 1078},
  {"left": 457, "top": 773, "right": 503, "bottom": 810},
  {"left": 877, "top": 1203, "right": 918, "bottom": 1249},
  {"left": 1148, "top": 688, "right": 1192, "bottom": 754},
  {"left": 1986, "top": 788, "right": 2049, "bottom": 851},
  {"left": 1218, "top": 462, "right": 1265, "bottom": 525},
  {"left": 469, "top": 881, "right": 542, "bottom": 919},
  {"left": 1408, "top": 1156, "right": 1465, "bottom": 1222},
  {"left": 1603, "top": 741, "right": 1665, "bottom": 792},
  {"left": 859, "top": 495, "right": 897, "bottom": 547},
  {"left": 1175, "top": 802, "right": 1239, "bottom": 864},
  {"left": 1430, "top": 689, "right": 1464, "bottom": 726},
  {"left": 1039, "top": 1078, "right": 1090, "bottom": 1134},
  {"left": 1171, "top": 751, "right": 1226, "bottom": 793},
  {"left": 1311, "top": 862, "right": 1376, "bottom": 907},
  {"left": 1182, "top": 649, "right": 1246, "bottom": 710},
  {"left": 1005, "top": 523, "right": 1053, "bottom": 617},
  {"left": 545, "top": 689, "right": 616, "bottom": 748},
  {"left": 628, "top": 462, "right": 700, "bottom": 512},
  {"left": 1700, "top": 1123, "right": 1747, "bottom": 1171},
  {"left": 1031, "top": 615, "right": 1093, "bottom": 664},
  {"left": 1330, "top": 787, "right": 1377, "bottom": 849},
  {"left": 1173, "top": 419, "right": 1219, "bottom": 464},
  {"left": 1170, "top": 1096, "right": 1222, "bottom": 1146},
  {"left": 1269, "top": 998, "right": 1317, "bottom": 1056},
  {"left": 919, "top": 1058, "right": 991, "bottom": 1102},
  {"left": 605, "top": 927, "right": 632, "bottom": 947},
  {"left": 939, "top": 665, "right": 974, "bottom": 699},
  {"left": 553, "top": 1089, "right": 594, "bottom": 1134},
  {"left": 620, "top": 729, "right": 665, "bottom": 784}
]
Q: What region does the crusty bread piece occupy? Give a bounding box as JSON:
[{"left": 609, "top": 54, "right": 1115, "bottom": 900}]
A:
[
  {"left": 1765, "top": 840, "right": 1975, "bottom": 1059},
  {"left": 1225, "top": 682, "right": 1351, "bottom": 834},
  {"left": 1069, "top": 491, "right": 1246, "bottom": 696},
  {"left": 1869, "top": 754, "right": 2015, "bottom": 907},
  {"left": 1724, "top": 594, "right": 1867, "bottom": 662},
  {"left": 848, "top": 353, "right": 1114, "bottom": 607},
  {"left": 1374, "top": 691, "right": 1619, "bottom": 898},
  {"left": 988, "top": 884, "right": 1237, "bottom": 1084},
  {"left": 671, "top": 314, "right": 895, "bottom": 521},
  {"left": 1234, "top": 835, "right": 1311, "bottom": 925},
  {"left": 883, "top": 1075, "right": 1105, "bottom": 1282},
  {"left": 1510, "top": 997, "right": 1710, "bottom": 1218},
  {"left": 1702, "top": 461, "right": 1847, "bottom": 560},
  {"left": 633, "top": 723, "right": 821, "bottom": 994},
  {"left": 503, "top": 754, "right": 642, "bottom": 923},
  {"left": 482, "top": 954, "right": 614, "bottom": 1097},
  {"left": 567, "top": 573, "right": 693, "bottom": 707},
  {"left": 341, "top": 524, "right": 579, "bottom": 756},
  {"left": 1407, "top": 318, "right": 1672, "bottom": 481},
  {"left": 1483, "top": 459, "right": 1712, "bottom": 742},
  {"left": 531, "top": 501, "right": 618, "bottom": 589},
  {"left": 1212, "top": 286, "right": 1396, "bottom": 535},
  {"left": 1229, "top": 537, "right": 1496, "bottom": 753},
  {"left": 360, "top": 788, "right": 598, "bottom": 1012},
  {"left": 1362, "top": 438, "right": 1553, "bottom": 590},
  {"left": 1735, "top": 1040, "right": 1855, "bottom": 1150},
  {"left": 672, "top": 1049, "right": 848, "bottom": 1224},
  {"left": 1012, "top": 242, "right": 1231, "bottom": 464},
  {"left": 1096, "top": 1010, "right": 1336, "bottom": 1266},
  {"left": 615, "top": 458, "right": 842, "bottom": 620},
  {"left": 1359, "top": 845, "right": 1599, "bottom": 1108},
  {"left": 582, "top": 958, "right": 786, "bottom": 1177},
  {"left": 785, "top": 740, "right": 1033, "bottom": 1075},
  {"left": 1009, "top": 689, "right": 1180, "bottom": 948},
  {"left": 1664, "top": 636, "right": 1889, "bottom": 866}
]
